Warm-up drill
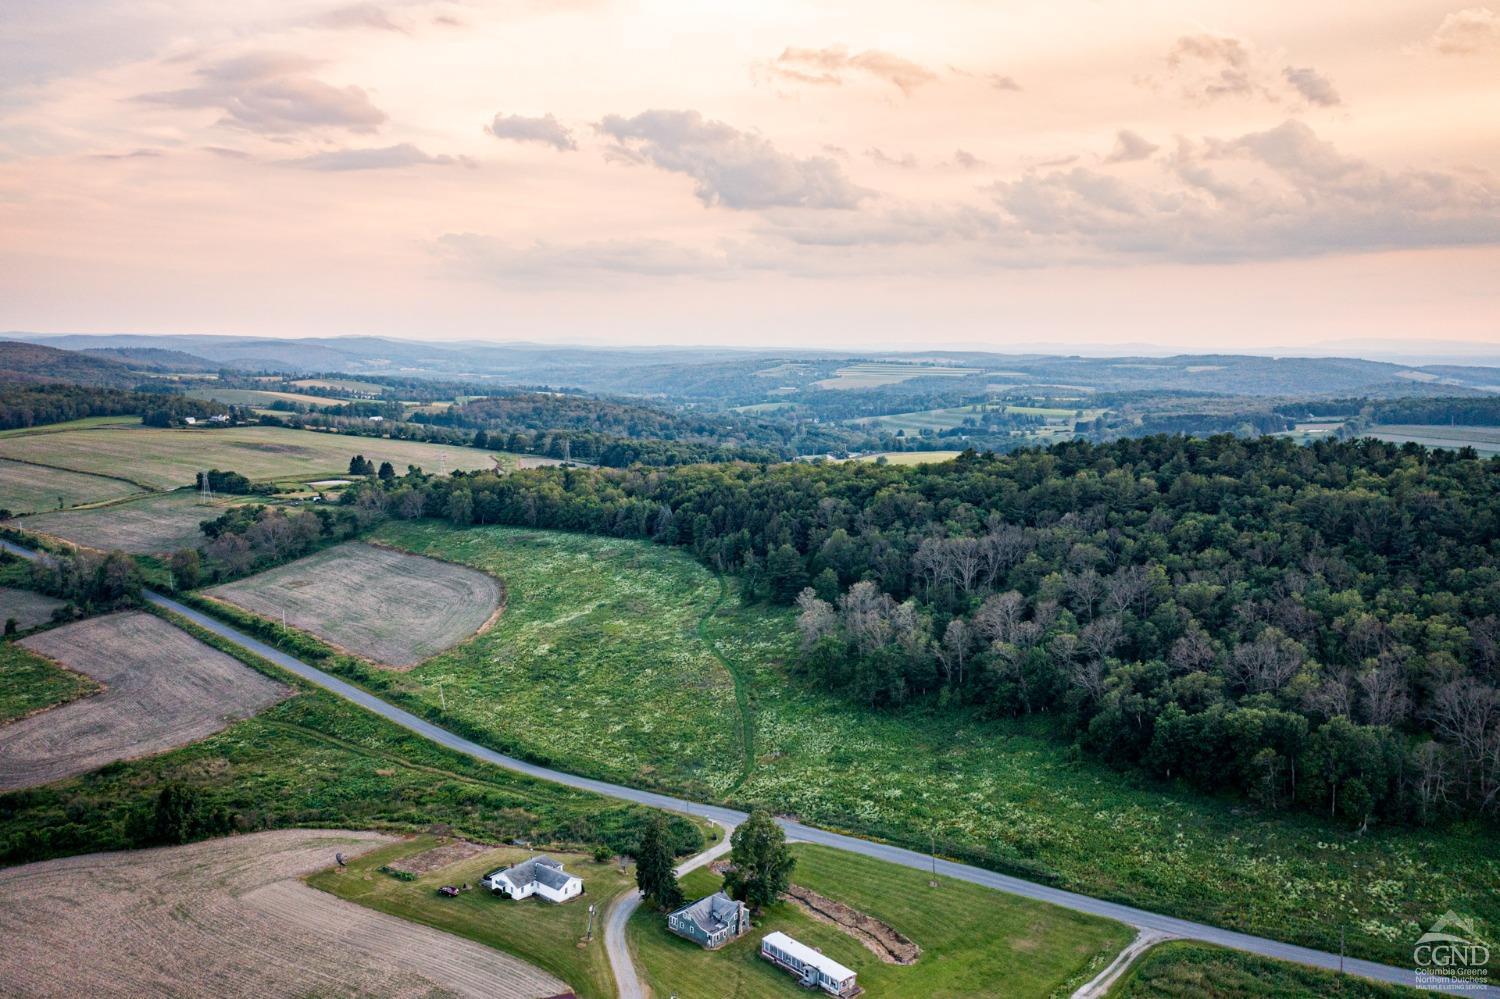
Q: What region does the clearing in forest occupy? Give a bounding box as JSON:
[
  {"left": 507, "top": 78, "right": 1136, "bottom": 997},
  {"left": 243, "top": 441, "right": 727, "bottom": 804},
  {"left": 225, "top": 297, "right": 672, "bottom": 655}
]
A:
[
  {"left": 204, "top": 542, "right": 503, "bottom": 668},
  {"left": 0, "top": 457, "right": 142, "bottom": 514},
  {"left": 0, "top": 423, "right": 500, "bottom": 490},
  {"left": 16, "top": 491, "right": 254, "bottom": 554},
  {"left": 0, "top": 611, "right": 290, "bottom": 790},
  {"left": 0, "top": 829, "right": 568, "bottom": 999}
]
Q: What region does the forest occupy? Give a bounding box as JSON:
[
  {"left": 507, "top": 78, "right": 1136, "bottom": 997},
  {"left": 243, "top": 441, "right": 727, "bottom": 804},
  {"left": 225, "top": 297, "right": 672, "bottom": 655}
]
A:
[{"left": 221, "top": 434, "right": 1500, "bottom": 831}]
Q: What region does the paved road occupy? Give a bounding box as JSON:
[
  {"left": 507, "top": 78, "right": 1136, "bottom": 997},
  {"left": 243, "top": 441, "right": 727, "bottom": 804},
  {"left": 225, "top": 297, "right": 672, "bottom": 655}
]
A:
[
  {"left": 1, "top": 539, "right": 1491, "bottom": 997},
  {"left": 603, "top": 820, "right": 734, "bottom": 999}
]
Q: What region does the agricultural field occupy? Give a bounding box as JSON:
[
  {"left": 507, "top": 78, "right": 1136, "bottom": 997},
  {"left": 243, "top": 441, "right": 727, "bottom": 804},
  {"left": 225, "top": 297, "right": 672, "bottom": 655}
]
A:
[
  {"left": 15, "top": 491, "right": 254, "bottom": 554},
  {"left": 1109, "top": 941, "right": 1422, "bottom": 998},
  {"left": 365, "top": 524, "right": 1500, "bottom": 969},
  {"left": 186, "top": 386, "right": 345, "bottom": 407},
  {"left": 1367, "top": 424, "right": 1500, "bottom": 456},
  {"left": 0, "top": 415, "right": 140, "bottom": 439},
  {"left": 205, "top": 542, "right": 503, "bottom": 668},
  {"left": 857, "top": 450, "right": 964, "bottom": 465},
  {"left": 309, "top": 836, "right": 633, "bottom": 999},
  {"left": 0, "top": 612, "right": 290, "bottom": 790},
  {"left": 0, "top": 641, "right": 97, "bottom": 724},
  {"left": 0, "top": 829, "right": 567, "bottom": 999},
  {"left": 0, "top": 586, "right": 65, "bottom": 632},
  {"left": 0, "top": 423, "right": 501, "bottom": 490},
  {"left": 630, "top": 843, "right": 1131, "bottom": 999},
  {"left": 814, "top": 362, "right": 983, "bottom": 390},
  {"left": 292, "top": 377, "right": 387, "bottom": 393},
  {"left": 853, "top": 400, "right": 1099, "bottom": 436},
  {"left": 0, "top": 458, "right": 142, "bottom": 514}
]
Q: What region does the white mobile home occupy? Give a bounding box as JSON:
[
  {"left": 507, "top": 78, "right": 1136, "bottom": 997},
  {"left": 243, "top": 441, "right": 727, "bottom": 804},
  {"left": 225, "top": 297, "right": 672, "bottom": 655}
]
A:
[
  {"left": 481, "top": 856, "right": 582, "bottom": 903},
  {"left": 760, "top": 932, "right": 859, "bottom": 996}
]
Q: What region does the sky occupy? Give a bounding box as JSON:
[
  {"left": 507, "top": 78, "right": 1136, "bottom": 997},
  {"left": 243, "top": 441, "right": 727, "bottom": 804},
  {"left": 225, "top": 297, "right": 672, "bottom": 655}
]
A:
[{"left": 1, "top": 0, "right": 1497, "bottom": 351}]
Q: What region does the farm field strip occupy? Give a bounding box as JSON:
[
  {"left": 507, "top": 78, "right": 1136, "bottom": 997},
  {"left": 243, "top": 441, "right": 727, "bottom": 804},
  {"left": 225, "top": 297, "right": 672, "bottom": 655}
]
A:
[
  {"left": 0, "top": 830, "right": 568, "bottom": 999},
  {"left": 0, "top": 611, "right": 291, "bottom": 790},
  {"left": 186, "top": 386, "right": 346, "bottom": 407},
  {"left": 0, "top": 586, "right": 65, "bottom": 631},
  {"left": 0, "top": 424, "right": 501, "bottom": 491},
  {"left": 815, "top": 363, "right": 983, "bottom": 389},
  {"left": 205, "top": 541, "right": 504, "bottom": 668},
  {"left": 0, "top": 457, "right": 144, "bottom": 514},
  {"left": 16, "top": 490, "right": 255, "bottom": 554},
  {"left": 1368, "top": 424, "right": 1500, "bottom": 455}
]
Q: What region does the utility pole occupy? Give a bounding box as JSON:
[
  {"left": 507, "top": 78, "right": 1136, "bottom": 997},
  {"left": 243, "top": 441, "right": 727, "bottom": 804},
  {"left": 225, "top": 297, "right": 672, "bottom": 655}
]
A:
[
  {"left": 586, "top": 903, "right": 596, "bottom": 942},
  {"left": 1339, "top": 926, "right": 1345, "bottom": 975},
  {"left": 438, "top": 682, "right": 446, "bottom": 712}
]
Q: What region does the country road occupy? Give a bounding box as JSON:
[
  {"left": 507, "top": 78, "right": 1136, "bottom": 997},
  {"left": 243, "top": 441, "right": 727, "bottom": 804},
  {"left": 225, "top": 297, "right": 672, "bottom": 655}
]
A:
[{"left": 1, "top": 538, "right": 1492, "bottom": 997}]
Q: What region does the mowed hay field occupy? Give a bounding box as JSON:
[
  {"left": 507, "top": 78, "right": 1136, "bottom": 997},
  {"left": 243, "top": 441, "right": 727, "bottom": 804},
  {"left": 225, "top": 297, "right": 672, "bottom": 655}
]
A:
[
  {"left": 205, "top": 542, "right": 503, "bottom": 668},
  {"left": 631, "top": 844, "right": 1130, "bottom": 999},
  {"left": 0, "top": 829, "right": 569, "bottom": 999},
  {"left": 16, "top": 491, "right": 254, "bottom": 554},
  {"left": 0, "top": 458, "right": 142, "bottom": 514},
  {"left": 0, "top": 612, "right": 290, "bottom": 790},
  {"left": 0, "top": 586, "right": 65, "bottom": 632},
  {"left": 310, "top": 836, "right": 634, "bottom": 999},
  {"left": 0, "top": 424, "right": 501, "bottom": 490}
]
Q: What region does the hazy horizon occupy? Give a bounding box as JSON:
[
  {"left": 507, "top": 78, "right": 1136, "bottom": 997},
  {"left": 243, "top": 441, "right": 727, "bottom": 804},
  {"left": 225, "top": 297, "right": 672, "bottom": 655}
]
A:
[{"left": 3, "top": 1, "right": 1498, "bottom": 349}]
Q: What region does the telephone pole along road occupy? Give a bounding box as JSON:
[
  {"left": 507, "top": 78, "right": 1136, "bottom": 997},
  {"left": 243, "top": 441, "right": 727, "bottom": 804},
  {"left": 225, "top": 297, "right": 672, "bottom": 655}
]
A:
[{"left": 0, "top": 540, "right": 1489, "bottom": 997}]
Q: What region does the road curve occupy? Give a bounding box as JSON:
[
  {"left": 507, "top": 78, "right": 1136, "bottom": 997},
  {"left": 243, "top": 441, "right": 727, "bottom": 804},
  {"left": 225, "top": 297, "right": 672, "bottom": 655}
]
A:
[
  {"left": 0, "top": 540, "right": 1489, "bottom": 997},
  {"left": 604, "top": 820, "right": 735, "bottom": 999}
]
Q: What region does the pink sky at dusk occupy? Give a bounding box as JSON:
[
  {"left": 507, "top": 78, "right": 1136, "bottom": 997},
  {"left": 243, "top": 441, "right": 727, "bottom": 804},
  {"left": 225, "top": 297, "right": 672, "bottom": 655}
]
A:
[{"left": 0, "top": 0, "right": 1497, "bottom": 349}]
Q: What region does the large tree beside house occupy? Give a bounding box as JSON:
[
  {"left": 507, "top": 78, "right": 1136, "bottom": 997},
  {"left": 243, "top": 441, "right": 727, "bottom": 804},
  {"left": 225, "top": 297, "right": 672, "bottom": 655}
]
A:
[{"left": 723, "top": 808, "right": 794, "bottom": 914}]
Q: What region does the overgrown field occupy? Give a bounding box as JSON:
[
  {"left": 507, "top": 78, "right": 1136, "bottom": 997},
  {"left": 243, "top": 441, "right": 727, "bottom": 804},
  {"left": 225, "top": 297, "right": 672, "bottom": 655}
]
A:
[
  {"left": 16, "top": 491, "right": 253, "bottom": 553},
  {"left": 1, "top": 612, "right": 291, "bottom": 790},
  {"left": 310, "top": 836, "right": 632, "bottom": 999},
  {"left": 0, "top": 424, "right": 500, "bottom": 490},
  {"left": 630, "top": 843, "right": 1130, "bottom": 998},
  {"left": 1108, "top": 941, "right": 1424, "bottom": 998},
  {"left": 364, "top": 523, "right": 1499, "bottom": 969},
  {"left": 0, "top": 641, "right": 97, "bottom": 724},
  {"left": 206, "top": 542, "right": 502, "bottom": 668},
  {"left": 0, "top": 457, "right": 142, "bottom": 514}
]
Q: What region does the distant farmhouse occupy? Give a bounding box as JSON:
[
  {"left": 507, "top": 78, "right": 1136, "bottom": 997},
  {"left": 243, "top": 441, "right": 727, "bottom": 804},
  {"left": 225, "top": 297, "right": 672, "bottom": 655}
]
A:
[
  {"left": 481, "top": 856, "right": 582, "bottom": 903},
  {"left": 760, "top": 932, "right": 859, "bottom": 996},
  {"left": 666, "top": 891, "right": 750, "bottom": 950}
]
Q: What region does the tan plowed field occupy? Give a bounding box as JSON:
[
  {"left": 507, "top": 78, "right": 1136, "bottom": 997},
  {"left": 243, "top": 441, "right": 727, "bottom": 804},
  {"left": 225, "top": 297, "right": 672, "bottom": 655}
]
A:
[
  {"left": 0, "top": 587, "right": 65, "bottom": 631},
  {"left": 0, "top": 829, "right": 569, "bottom": 999},
  {"left": 0, "top": 612, "right": 291, "bottom": 790},
  {"left": 205, "top": 542, "right": 503, "bottom": 668}
]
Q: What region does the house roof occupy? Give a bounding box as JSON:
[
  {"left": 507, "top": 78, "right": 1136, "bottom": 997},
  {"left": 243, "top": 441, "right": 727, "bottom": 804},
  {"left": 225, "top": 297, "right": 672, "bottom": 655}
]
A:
[
  {"left": 669, "top": 891, "right": 743, "bottom": 935},
  {"left": 489, "top": 855, "right": 576, "bottom": 890},
  {"left": 762, "top": 932, "right": 856, "bottom": 981}
]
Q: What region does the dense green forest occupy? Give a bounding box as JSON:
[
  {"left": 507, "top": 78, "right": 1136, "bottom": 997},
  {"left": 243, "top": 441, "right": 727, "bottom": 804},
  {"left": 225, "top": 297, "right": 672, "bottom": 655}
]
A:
[{"left": 215, "top": 435, "right": 1500, "bottom": 830}]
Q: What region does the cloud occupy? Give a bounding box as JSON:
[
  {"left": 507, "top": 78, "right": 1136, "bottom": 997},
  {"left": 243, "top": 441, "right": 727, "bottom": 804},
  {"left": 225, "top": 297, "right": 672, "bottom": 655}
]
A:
[
  {"left": 1283, "top": 66, "right": 1341, "bottom": 106},
  {"left": 951, "top": 149, "right": 986, "bottom": 169},
  {"left": 318, "top": 4, "right": 406, "bottom": 32},
  {"left": 1166, "top": 34, "right": 1257, "bottom": 100},
  {"left": 89, "top": 148, "right": 165, "bottom": 161},
  {"left": 1427, "top": 7, "right": 1500, "bottom": 54},
  {"left": 437, "top": 233, "right": 730, "bottom": 281},
  {"left": 866, "top": 147, "right": 918, "bottom": 169},
  {"left": 989, "top": 120, "right": 1500, "bottom": 263},
  {"left": 137, "top": 52, "right": 386, "bottom": 135},
  {"left": 987, "top": 73, "right": 1022, "bottom": 91},
  {"left": 281, "top": 142, "right": 465, "bottom": 170},
  {"left": 486, "top": 112, "right": 576, "bottom": 151},
  {"left": 1104, "top": 130, "right": 1159, "bottom": 163},
  {"left": 596, "top": 109, "right": 869, "bottom": 210},
  {"left": 767, "top": 46, "right": 938, "bottom": 95}
]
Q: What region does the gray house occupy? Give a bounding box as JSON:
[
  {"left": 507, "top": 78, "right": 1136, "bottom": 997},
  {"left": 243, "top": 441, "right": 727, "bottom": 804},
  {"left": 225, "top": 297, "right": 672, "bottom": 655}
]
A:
[{"left": 666, "top": 891, "right": 750, "bottom": 949}]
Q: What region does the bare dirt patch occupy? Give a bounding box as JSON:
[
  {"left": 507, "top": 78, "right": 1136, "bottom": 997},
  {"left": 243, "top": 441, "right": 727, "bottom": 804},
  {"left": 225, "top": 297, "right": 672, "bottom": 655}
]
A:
[
  {"left": 711, "top": 861, "right": 920, "bottom": 965},
  {"left": 386, "top": 838, "right": 492, "bottom": 876},
  {"left": 0, "top": 587, "right": 64, "bottom": 631},
  {"left": 0, "top": 612, "right": 291, "bottom": 790},
  {"left": 205, "top": 542, "right": 503, "bottom": 669},
  {"left": 0, "top": 829, "right": 568, "bottom": 999}
]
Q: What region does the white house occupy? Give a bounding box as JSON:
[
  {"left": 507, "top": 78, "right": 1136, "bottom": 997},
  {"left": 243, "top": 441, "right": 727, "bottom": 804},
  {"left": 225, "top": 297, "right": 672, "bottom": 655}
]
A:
[
  {"left": 481, "top": 856, "right": 582, "bottom": 903},
  {"left": 760, "top": 932, "right": 859, "bottom": 996}
]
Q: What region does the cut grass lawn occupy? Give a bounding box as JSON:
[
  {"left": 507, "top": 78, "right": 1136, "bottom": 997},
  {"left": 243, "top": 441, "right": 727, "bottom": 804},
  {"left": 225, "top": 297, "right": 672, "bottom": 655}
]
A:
[
  {"left": 1107, "top": 940, "right": 1426, "bottom": 998},
  {"left": 0, "top": 641, "right": 98, "bottom": 724},
  {"left": 16, "top": 490, "right": 254, "bottom": 554},
  {"left": 0, "top": 424, "right": 502, "bottom": 490},
  {"left": 205, "top": 541, "right": 503, "bottom": 668},
  {"left": 630, "top": 843, "right": 1131, "bottom": 999},
  {"left": 0, "top": 457, "right": 143, "bottom": 514},
  {"left": 310, "top": 836, "right": 631, "bottom": 999},
  {"left": 0, "top": 586, "right": 65, "bottom": 632},
  {"left": 357, "top": 523, "right": 1499, "bottom": 971}
]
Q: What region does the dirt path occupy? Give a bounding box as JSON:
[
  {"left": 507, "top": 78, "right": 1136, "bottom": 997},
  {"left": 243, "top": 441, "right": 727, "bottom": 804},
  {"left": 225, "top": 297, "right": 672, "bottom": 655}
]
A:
[
  {"left": 1071, "top": 930, "right": 1175, "bottom": 999},
  {"left": 0, "top": 829, "right": 568, "bottom": 999},
  {"left": 698, "top": 575, "right": 756, "bottom": 790},
  {"left": 0, "top": 611, "right": 291, "bottom": 790}
]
